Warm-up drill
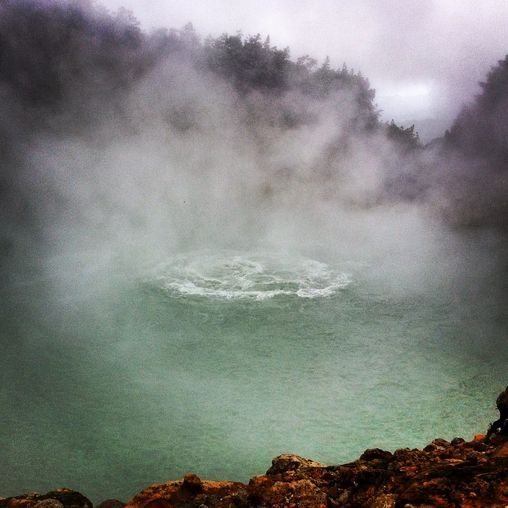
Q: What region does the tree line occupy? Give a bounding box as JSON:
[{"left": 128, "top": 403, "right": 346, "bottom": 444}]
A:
[{"left": 0, "top": 0, "right": 506, "bottom": 230}]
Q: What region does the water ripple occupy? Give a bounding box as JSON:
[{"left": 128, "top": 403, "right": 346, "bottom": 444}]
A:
[{"left": 149, "top": 251, "right": 351, "bottom": 300}]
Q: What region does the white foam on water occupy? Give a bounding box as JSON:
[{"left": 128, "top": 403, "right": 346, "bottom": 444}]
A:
[{"left": 149, "top": 251, "right": 351, "bottom": 300}]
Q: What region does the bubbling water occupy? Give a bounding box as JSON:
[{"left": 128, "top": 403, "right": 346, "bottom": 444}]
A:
[{"left": 149, "top": 251, "right": 351, "bottom": 300}]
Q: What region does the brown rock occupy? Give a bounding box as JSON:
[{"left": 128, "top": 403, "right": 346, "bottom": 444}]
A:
[
  {"left": 249, "top": 477, "right": 326, "bottom": 507},
  {"left": 492, "top": 440, "right": 508, "bottom": 458},
  {"left": 180, "top": 474, "right": 203, "bottom": 494},
  {"left": 94, "top": 500, "right": 125, "bottom": 508},
  {"left": 369, "top": 493, "right": 397, "bottom": 508},
  {"left": 34, "top": 500, "right": 63, "bottom": 508},
  {"left": 0, "top": 490, "right": 92, "bottom": 508},
  {"left": 359, "top": 448, "right": 393, "bottom": 462},
  {"left": 497, "top": 385, "right": 508, "bottom": 416},
  {"left": 126, "top": 479, "right": 246, "bottom": 508},
  {"left": 265, "top": 454, "right": 325, "bottom": 475}
]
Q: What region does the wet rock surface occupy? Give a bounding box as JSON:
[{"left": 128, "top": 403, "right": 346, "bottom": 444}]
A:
[
  {"left": 0, "top": 489, "right": 92, "bottom": 508},
  {"left": 488, "top": 385, "right": 508, "bottom": 438},
  {"left": 123, "top": 440, "right": 508, "bottom": 507},
  {"left": 3, "top": 388, "right": 508, "bottom": 507},
  {"left": 94, "top": 501, "right": 125, "bottom": 508},
  {"left": 2, "top": 439, "right": 508, "bottom": 508}
]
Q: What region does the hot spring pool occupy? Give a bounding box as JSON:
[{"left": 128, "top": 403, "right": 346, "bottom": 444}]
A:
[{"left": 1, "top": 248, "right": 506, "bottom": 501}]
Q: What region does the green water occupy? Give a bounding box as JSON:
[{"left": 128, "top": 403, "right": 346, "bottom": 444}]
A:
[{"left": 1, "top": 246, "right": 506, "bottom": 502}]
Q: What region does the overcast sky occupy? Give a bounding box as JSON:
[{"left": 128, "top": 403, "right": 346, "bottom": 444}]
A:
[{"left": 100, "top": 0, "right": 508, "bottom": 141}]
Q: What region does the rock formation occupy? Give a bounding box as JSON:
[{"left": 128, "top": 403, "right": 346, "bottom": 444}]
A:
[
  {"left": 488, "top": 385, "right": 508, "bottom": 438},
  {"left": 2, "top": 388, "right": 508, "bottom": 507}
]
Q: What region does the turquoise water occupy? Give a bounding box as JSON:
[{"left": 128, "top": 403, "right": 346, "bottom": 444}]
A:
[{"left": 1, "top": 245, "right": 506, "bottom": 502}]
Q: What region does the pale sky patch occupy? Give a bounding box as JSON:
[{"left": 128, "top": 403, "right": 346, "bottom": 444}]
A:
[{"left": 99, "top": 0, "right": 508, "bottom": 140}]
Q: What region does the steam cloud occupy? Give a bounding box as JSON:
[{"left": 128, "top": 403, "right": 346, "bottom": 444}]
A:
[{"left": 0, "top": 0, "right": 506, "bottom": 297}]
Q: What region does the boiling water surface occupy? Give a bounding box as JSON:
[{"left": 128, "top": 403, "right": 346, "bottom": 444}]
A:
[{"left": 1, "top": 249, "right": 506, "bottom": 501}]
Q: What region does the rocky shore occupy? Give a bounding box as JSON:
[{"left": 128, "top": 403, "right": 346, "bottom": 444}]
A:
[{"left": 2, "top": 388, "right": 508, "bottom": 508}]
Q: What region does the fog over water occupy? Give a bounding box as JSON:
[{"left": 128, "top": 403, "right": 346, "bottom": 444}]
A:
[{"left": 0, "top": 0, "right": 507, "bottom": 502}]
